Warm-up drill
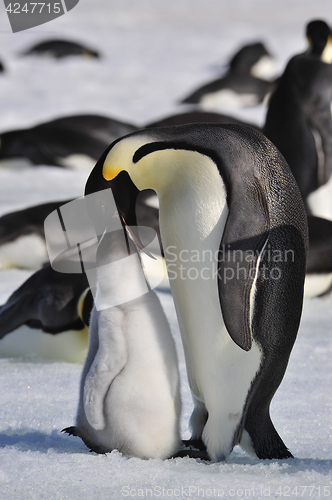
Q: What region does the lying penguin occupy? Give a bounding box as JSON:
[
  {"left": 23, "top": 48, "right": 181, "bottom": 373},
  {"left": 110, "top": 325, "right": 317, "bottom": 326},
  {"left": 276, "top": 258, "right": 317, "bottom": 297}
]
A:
[
  {"left": 21, "top": 39, "right": 100, "bottom": 59},
  {"left": 181, "top": 42, "right": 276, "bottom": 107},
  {"left": 0, "top": 264, "right": 92, "bottom": 363},
  {"left": 63, "top": 226, "right": 182, "bottom": 459},
  {"left": 0, "top": 199, "right": 72, "bottom": 269},
  {"left": 0, "top": 113, "right": 138, "bottom": 170}
]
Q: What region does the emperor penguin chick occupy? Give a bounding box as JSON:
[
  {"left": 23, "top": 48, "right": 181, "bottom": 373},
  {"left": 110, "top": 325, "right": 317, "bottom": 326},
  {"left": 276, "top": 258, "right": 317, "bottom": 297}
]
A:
[{"left": 64, "top": 227, "right": 181, "bottom": 459}]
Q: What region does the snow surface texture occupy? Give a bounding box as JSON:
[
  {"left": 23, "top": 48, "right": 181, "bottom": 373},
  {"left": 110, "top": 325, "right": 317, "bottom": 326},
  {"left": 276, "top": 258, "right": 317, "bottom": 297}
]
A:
[{"left": 0, "top": 0, "right": 331, "bottom": 498}]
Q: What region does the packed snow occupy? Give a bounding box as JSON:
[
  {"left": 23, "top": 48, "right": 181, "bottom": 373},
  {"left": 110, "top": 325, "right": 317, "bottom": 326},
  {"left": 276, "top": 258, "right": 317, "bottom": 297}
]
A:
[{"left": 0, "top": 1, "right": 331, "bottom": 499}]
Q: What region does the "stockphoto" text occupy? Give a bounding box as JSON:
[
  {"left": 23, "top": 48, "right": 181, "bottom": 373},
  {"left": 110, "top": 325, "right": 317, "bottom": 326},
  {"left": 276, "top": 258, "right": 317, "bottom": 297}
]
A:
[{"left": 165, "top": 244, "right": 295, "bottom": 283}]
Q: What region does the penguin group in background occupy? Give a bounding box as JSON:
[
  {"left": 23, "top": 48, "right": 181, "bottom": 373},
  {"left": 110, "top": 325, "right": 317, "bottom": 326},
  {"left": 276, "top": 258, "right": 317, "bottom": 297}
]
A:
[
  {"left": 264, "top": 20, "right": 332, "bottom": 219},
  {"left": 0, "top": 264, "right": 92, "bottom": 363},
  {"left": 0, "top": 114, "right": 138, "bottom": 170},
  {"left": 21, "top": 39, "right": 100, "bottom": 59},
  {"left": 63, "top": 227, "right": 182, "bottom": 458},
  {"left": 85, "top": 123, "right": 308, "bottom": 461},
  {"left": 181, "top": 42, "right": 277, "bottom": 107}
]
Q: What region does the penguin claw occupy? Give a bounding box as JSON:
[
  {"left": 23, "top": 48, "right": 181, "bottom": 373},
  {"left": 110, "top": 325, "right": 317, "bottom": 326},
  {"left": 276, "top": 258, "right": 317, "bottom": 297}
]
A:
[
  {"left": 62, "top": 426, "right": 78, "bottom": 436},
  {"left": 182, "top": 438, "right": 207, "bottom": 452},
  {"left": 171, "top": 449, "right": 210, "bottom": 461},
  {"left": 171, "top": 439, "right": 210, "bottom": 460}
]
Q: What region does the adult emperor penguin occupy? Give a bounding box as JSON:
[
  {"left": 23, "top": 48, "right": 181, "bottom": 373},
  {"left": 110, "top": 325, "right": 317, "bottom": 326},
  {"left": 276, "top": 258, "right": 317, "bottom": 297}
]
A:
[
  {"left": 63, "top": 227, "right": 181, "bottom": 458},
  {"left": 85, "top": 123, "right": 308, "bottom": 461},
  {"left": 264, "top": 20, "right": 332, "bottom": 217}
]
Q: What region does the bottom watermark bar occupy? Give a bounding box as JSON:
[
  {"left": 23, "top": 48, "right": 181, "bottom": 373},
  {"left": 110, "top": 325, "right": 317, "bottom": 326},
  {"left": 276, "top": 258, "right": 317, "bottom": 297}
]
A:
[{"left": 120, "top": 485, "right": 331, "bottom": 498}]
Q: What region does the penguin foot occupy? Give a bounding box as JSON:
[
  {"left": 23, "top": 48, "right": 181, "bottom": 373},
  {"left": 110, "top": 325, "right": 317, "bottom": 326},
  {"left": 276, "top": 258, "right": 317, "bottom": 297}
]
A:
[
  {"left": 62, "top": 426, "right": 108, "bottom": 454},
  {"left": 245, "top": 415, "right": 294, "bottom": 460},
  {"left": 171, "top": 449, "right": 210, "bottom": 460},
  {"left": 62, "top": 426, "right": 78, "bottom": 436},
  {"left": 171, "top": 439, "right": 210, "bottom": 460},
  {"left": 181, "top": 438, "right": 207, "bottom": 452}
]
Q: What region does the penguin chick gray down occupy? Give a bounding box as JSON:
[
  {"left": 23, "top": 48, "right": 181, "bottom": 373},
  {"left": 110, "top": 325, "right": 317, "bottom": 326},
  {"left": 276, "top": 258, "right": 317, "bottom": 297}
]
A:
[{"left": 63, "top": 227, "right": 182, "bottom": 459}]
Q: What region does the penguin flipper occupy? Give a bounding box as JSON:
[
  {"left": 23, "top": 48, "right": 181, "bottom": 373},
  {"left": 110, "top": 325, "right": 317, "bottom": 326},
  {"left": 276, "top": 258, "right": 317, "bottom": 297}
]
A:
[
  {"left": 83, "top": 310, "right": 128, "bottom": 430},
  {"left": 0, "top": 293, "right": 41, "bottom": 339},
  {"left": 217, "top": 179, "right": 269, "bottom": 351}
]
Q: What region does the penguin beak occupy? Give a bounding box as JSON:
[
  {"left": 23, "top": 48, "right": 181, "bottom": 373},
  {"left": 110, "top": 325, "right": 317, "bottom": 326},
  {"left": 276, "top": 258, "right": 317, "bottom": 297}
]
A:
[
  {"left": 121, "top": 215, "right": 156, "bottom": 260},
  {"left": 85, "top": 159, "right": 157, "bottom": 259}
]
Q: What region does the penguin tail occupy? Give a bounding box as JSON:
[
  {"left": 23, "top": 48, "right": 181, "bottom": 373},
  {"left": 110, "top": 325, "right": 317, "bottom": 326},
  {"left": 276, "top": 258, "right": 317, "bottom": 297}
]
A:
[{"left": 245, "top": 411, "right": 294, "bottom": 460}]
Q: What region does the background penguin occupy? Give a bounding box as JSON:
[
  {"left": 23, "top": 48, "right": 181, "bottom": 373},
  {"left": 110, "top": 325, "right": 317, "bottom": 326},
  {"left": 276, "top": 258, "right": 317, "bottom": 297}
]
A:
[
  {"left": 305, "top": 215, "right": 332, "bottom": 297},
  {"left": 0, "top": 264, "right": 92, "bottom": 363},
  {"left": 0, "top": 60, "right": 4, "bottom": 73},
  {"left": 0, "top": 199, "right": 72, "bottom": 269},
  {"left": 0, "top": 188, "right": 159, "bottom": 270},
  {"left": 263, "top": 20, "right": 332, "bottom": 218},
  {"left": 181, "top": 42, "right": 277, "bottom": 107},
  {"left": 85, "top": 123, "right": 308, "bottom": 461},
  {"left": 63, "top": 227, "right": 182, "bottom": 458},
  {"left": 146, "top": 109, "right": 260, "bottom": 130},
  {"left": 21, "top": 39, "right": 100, "bottom": 59},
  {"left": 0, "top": 113, "right": 138, "bottom": 169}
]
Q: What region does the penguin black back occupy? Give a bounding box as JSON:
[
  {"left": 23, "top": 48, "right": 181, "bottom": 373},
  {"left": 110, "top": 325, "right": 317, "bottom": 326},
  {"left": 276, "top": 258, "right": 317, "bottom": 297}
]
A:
[
  {"left": 22, "top": 39, "right": 100, "bottom": 59},
  {"left": 0, "top": 265, "right": 91, "bottom": 337}
]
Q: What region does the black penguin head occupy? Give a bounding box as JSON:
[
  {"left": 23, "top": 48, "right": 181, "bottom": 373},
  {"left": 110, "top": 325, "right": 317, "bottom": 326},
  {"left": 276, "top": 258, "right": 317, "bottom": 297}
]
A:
[
  {"left": 306, "top": 20, "right": 332, "bottom": 58},
  {"left": 229, "top": 42, "right": 271, "bottom": 75}
]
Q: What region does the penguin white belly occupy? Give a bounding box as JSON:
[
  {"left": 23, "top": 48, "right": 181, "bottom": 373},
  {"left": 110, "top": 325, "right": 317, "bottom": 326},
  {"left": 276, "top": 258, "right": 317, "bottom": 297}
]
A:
[
  {"left": 304, "top": 273, "right": 332, "bottom": 297},
  {"left": 306, "top": 174, "right": 332, "bottom": 221},
  {"left": 250, "top": 55, "right": 278, "bottom": 79},
  {"left": 0, "top": 325, "right": 88, "bottom": 363},
  {"left": 201, "top": 89, "right": 260, "bottom": 109},
  {"left": 0, "top": 234, "right": 48, "bottom": 269},
  {"left": 58, "top": 154, "right": 96, "bottom": 171},
  {"left": 159, "top": 169, "right": 262, "bottom": 461}
]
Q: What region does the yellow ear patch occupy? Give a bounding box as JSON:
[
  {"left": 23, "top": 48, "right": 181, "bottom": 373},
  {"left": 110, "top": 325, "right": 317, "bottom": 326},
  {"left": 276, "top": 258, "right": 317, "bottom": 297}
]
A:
[
  {"left": 78, "top": 288, "right": 91, "bottom": 324},
  {"left": 102, "top": 135, "right": 152, "bottom": 181},
  {"left": 102, "top": 162, "right": 123, "bottom": 181},
  {"left": 322, "top": 35, "right": 332, "bottom": 64}
]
